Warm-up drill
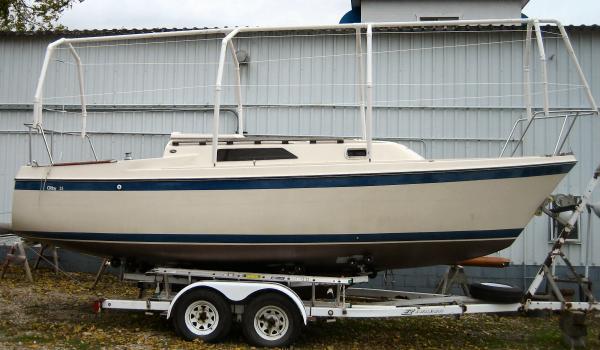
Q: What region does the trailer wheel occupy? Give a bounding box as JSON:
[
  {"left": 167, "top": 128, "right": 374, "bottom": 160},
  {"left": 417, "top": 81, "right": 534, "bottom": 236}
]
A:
[
  {"left": 172, "top": 289, "right": 232, "bottom": 342},
  {"left": 469, "top": 282, "right": 523, "bottom": 303},
  {"left": 242, "top": 292, "right": 303, "bottom": 347}
]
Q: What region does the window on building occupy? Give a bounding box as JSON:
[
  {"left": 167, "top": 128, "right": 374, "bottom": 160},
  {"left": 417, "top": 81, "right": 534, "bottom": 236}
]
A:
[
  {"left": 550, "top": 216, "right": 580, "bottom": 242},
  {"left": 217, "top": 148, "right": 297, "bottom": 162},
  {"left": 419, "top": 16, "right": 460, "bottom": 21},
  {"left": 549, "top": 195, "right": 581, "bottom": 242}
]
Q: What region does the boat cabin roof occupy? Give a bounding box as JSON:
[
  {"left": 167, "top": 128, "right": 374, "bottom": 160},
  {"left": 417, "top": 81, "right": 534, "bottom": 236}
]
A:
[{"left": 164, "top": 133, "right": 425, "bottom": 164}]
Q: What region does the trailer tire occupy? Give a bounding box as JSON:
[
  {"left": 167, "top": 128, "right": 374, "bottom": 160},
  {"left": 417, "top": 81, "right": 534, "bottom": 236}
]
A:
[
  {"left": 242, "top": 292, "right": 303, "bottom": 348},
  {"left": 170, "top": 316, "right": 183, "bottom": 338},
  {"left": 172, "top": 289, "right": 232, "bottom": 343},
  {"left": 469, "top": 282, "right": 523, "bottom": 303}
]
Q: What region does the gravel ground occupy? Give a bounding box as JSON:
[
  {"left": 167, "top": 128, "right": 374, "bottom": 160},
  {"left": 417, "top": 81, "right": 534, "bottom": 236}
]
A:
[{"left": 0, "top": 266, "right": 598, "bottom": 349}]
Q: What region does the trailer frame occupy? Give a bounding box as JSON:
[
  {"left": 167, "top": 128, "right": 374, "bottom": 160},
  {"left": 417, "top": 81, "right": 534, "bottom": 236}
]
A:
[{"left": 97, "top": 264, "right": 599, "bottom": 347}]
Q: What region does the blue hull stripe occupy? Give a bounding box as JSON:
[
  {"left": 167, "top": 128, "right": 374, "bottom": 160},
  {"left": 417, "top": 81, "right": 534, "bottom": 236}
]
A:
[
  {"left": 21, "top": 229, "right": 522, "bottom": 244},
  {"left": 14, "top": 162, "right": 575, "bottom": 192}
]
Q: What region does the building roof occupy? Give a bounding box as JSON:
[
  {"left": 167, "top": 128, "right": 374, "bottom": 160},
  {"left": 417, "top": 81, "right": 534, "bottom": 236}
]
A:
[
  {"left": 0, "top": 27, "right": 219, "bottom": 37},
  {"left": 0, "top": 24, "right": 599, "bottom": 38}
]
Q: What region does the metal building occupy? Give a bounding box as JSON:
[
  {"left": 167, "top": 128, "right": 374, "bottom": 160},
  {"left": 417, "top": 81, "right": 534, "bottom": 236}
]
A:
[
  {"left": 356, "top": 0, "right": 526, "bottom": 22},
  {"left": 0, "top": 24, "right": 599, "bottom": 291}
]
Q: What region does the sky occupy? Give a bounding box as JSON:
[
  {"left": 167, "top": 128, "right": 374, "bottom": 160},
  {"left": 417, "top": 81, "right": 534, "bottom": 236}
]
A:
[{"left": 59, "top": 0, "right": 600, "bottom": 29}]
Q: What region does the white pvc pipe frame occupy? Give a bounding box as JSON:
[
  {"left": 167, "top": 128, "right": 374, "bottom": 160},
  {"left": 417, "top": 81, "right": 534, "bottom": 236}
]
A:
[{"left": 32, "top": 18, "right": 599, "bottom": 165}]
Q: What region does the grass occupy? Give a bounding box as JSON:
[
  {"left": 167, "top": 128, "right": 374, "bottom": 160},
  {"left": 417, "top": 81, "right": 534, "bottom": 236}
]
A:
[{"left": 0, "top": 266, "right": 598, "bottom": 349}]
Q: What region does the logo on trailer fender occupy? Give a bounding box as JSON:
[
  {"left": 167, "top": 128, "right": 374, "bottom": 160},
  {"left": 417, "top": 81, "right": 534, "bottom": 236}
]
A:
[{"left": 401, "top": 308, "right": 445, "bottom": 316}]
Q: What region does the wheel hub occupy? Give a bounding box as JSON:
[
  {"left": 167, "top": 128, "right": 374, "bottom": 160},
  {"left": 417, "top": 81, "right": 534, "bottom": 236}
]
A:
[
  {"left": 254, "top": 305, "right": 289, "bottom": 341},
  {"left": 185, "top": 300, "right": 219, "bottom": 335}
]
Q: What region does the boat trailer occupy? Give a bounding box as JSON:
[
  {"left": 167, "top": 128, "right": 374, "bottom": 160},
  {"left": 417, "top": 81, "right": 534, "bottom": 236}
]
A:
[
  {"left": 94, "top": 167, "right": 600, "bottom": 348},
  {"left": 97, "top": 264, "right": 598, "bottom": 347}
]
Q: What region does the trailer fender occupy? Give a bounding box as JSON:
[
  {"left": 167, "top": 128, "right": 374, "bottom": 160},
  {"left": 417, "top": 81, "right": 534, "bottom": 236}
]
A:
[{"left": 166, "top": 281, "right": 307, "bottom": 324}]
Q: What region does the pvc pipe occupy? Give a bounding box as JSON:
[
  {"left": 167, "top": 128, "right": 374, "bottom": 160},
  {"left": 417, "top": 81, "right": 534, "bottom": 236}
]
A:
[
  {"left": 212, "top": 28, "right": 240, "bottom": 165},
  {"left": 33, "top": 18, "right": 543, "bottom": 132},
  {"left": 68, "top": 44, "right": 88, "bottom": 138},
  {"left": 35, "top": 19, "right": 541, "bottom": 154},
  {"left": 59, "top": 28, "right": 229, "bottom": 45},
  {"left": 366, "top": 24, "right": 373, "bottom": 161},
  {"left": 58, "top": 19, "right": 537, "bottom": 46},
  {"left": 553, "top": 21, "right": 599, "bottom": 113},
  {"left": 228, "top": 40, "right": 244, "bottom": 135},
  {"left": 355, "top": 28, "right": 367, "bottom": 141},
  {"left": 523, "top": 22, "right": 533, "bottom": 121},
  {"left": 33, "top": 38, "right": 65, "bottom": 128},
  {"left": 533, "top": 20, "right": 550, "bottom": 116},
  {"left": 36, "top": 17, "right": 599, "bottom": 166}
]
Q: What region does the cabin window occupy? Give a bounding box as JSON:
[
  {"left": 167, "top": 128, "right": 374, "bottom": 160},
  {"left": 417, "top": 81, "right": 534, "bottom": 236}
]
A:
[
  {"left": 217, "top": 148, "right": 297, "bottom": 162},
  {"left": 346, "top": 148, "right": 367, "bottom": 158}
]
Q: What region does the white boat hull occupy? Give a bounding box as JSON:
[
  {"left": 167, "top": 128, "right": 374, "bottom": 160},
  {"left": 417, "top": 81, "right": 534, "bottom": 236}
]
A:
[{"left": 11, "top": 150, "right": 576, "bottom": 273}]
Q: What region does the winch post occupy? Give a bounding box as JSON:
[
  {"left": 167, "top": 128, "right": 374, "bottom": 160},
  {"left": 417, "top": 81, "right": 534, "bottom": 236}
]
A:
[{"left": 525, "top": 164, "right": 600, "bottom": 301}]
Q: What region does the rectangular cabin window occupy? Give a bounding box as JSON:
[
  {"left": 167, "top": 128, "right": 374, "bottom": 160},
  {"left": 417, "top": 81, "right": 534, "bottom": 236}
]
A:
[
  {"left": 217, "top": 148, "right": 298, "bottom": 162},
  {"left": 346, "top": 148, "right": 367, "bottom": 158}
]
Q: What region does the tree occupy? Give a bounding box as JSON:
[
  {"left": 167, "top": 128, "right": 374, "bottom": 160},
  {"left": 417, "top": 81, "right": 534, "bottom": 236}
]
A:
[{"left": 0, "top": 0, "right": 83, "bottom": 31}]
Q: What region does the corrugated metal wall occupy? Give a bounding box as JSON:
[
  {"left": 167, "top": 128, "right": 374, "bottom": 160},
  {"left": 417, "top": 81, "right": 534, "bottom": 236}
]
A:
[{"left": 1, "top": 27, "right": 599, "bottom": 266}]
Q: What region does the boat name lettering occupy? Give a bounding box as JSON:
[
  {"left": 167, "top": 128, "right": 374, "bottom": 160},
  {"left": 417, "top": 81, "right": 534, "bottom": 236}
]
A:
[{"left": 45, "top": 185, "right": 63, "bottom": 191}]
